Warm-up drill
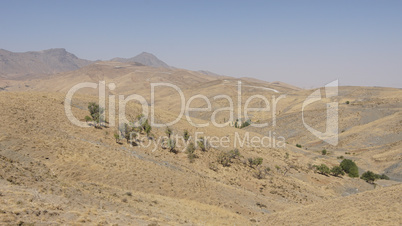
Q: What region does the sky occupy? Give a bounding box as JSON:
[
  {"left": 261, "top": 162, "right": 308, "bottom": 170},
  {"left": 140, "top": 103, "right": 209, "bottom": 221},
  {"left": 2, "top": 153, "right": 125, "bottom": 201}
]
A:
[{"left": 1, "top": 0, "right": 401, "bottom": 88}]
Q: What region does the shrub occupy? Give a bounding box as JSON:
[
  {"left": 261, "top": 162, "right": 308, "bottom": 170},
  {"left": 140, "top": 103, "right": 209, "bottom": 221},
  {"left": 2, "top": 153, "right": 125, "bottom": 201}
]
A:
[
  {"left": 330, "top": 165, "right": 345, "bottom": 176},
  {"left": 340, "top": 159, "right": 359, "bottom": 177},
  {"left": 296, "top": 144, "right": 302, "bottom": 148},
  {"left": 361, "top": 171, "right": 378, "bottom": 183},
  {"left": 322, "top": 149, "right": 327, "bottom": 155},
  {"left": 114, "top": 132, "right": 120, "bottom": 143},
  {"left": 217, "top": 149, "right": 240, "bottom": 167},
  {"left": 345, "top": 101, "right": 350, "bottom": 104},
  {"left": 247, "top": 157, "right": 263, "bottom": 168},
  {"left": 165, "top": 127, "right": 172, "bottom": 138},
  {"left": 84, "top": 115, "right": 92, "bottom": 123},
  {"left": 167, "top": 139, "right": 176, "bottom": 153},
  {"left": 186, "top": 142, "right": 197, "bottom": 163},
  {"left": 183, "top": 130, "right": 190, "bottom": 142},
  {"left": 143, "top": 120, "right": 152, "bottom": 138},
  {"left": 240, "top": 119, "right": 251, "bottom": 128},
  {"left": 197, "top": 137, "right": 207, "bottom": 152},
  {"left": 314, "top": 164, "right": 330, "bottom": 176},
  {"left": 254, "top": 167, "right": 271, "bottom": 179},
  {"left": 87, "top": 102, "right": 104, "bottom": 127},
  {"left": 227, "top": 149, "right": 241, "bottom": 159},
  {"left": 379, "top": 174, "right": 390, "bottom": 180},
  {"left": 217, "top": 152, "right": 231, "bottom": 167}
]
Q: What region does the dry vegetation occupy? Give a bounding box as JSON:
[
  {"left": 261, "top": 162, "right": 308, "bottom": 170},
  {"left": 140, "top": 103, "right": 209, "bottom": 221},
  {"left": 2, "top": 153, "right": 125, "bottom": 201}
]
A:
[{"left": 0, "top": 62, "right": 401, "bottom": 225}]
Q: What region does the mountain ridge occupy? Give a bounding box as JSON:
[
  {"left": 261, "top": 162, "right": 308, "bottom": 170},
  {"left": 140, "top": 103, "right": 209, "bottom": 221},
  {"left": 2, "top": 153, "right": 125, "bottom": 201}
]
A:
[
  {"left": 0, "top": 48, "right": 92, "bottom": 78},
  {"left": 111, "top": 52, "right": 170, "bottom": 68}
]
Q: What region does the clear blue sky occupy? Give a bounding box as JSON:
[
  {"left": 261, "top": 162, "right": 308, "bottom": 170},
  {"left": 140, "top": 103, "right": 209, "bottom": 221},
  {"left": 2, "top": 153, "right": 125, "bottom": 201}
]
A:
[{"left": 1, "top": 0, "right": 401, "bottom": 88}]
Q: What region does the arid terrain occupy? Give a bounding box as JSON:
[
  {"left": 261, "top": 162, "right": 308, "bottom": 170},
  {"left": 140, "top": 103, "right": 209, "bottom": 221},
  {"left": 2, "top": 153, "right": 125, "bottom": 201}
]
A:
[{"left": 0, "top": 49, "right": 401, "bottom": 225}]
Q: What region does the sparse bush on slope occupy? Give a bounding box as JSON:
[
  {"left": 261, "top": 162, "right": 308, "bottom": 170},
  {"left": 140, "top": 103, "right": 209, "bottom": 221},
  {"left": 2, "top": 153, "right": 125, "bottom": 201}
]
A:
[
  {"left": 340, "top": 159, "right": 359, "bottom": 178},
  {"left": 186, "top": 142, "right": 197, "bottom": 163},
  {"left": 217, "top": 149, "right": 241, "bottom": 167},
  {"left": 314, "top": 164, "right": 330, "bottom": 176},
  {"left": 330, "top": 165, "right": 345, "bottom": 177},
  {"left": 86, "top": 102, "right": 104, "bottom": 128}
]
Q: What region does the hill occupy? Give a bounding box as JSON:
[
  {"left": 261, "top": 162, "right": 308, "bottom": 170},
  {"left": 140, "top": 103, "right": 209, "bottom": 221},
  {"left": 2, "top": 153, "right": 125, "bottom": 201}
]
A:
[
  {"left": 0, "top": 48, "right": 92, "bottom": 79},
  {"left": 111, "top": 52, "right": 170, "bottom": 68}
]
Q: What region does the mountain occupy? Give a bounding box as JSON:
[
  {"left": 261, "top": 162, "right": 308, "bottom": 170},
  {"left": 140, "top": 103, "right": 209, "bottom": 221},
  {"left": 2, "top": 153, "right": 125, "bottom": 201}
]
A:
[
  {"left": 0, "top": 48, "right": 92, "bottom": 79},
  {"left": 111, "top": 52, "right": 170, "bottom": 68}
]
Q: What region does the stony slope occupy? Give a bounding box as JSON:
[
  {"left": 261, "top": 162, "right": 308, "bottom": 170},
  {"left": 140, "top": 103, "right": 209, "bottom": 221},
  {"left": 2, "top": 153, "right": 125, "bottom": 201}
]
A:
[{"left": 1, "top": 91, "right": 391, "bottom": 225}]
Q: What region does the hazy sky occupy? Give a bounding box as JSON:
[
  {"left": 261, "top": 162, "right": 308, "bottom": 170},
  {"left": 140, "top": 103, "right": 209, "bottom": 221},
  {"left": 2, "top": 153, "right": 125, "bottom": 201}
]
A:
[{"left": 1, "top": 0, "right": 401, "bottom": 88}]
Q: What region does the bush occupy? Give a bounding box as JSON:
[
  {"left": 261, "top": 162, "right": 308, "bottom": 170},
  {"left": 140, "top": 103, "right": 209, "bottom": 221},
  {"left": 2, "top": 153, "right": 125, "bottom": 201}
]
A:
[
  {"left": 217, "top": 149, "right": 241, "bottom": 167},
  {"left": 379, "top": 174, "right": 390, "bottom": 180},
  {"left": 296, "top": 144, "right": 302, "bottom": 148},
  {"left": 314, "top": 164, "right": 330, "bottom": 176},
  {"left": 142, "top": 120, "right": 152, "bottom": 137},
  {"left": 227, "top": 149, "right": 241, "bottom": 159},
  {"left": 183, "top": 130, "right": 190, "bottom": 142},
  {"left": 217, "top": 152, "right": 231, "bottom": 167},
  {"left": 340, "top": 159, "right": 359, "bottom": 177},
  {"left": 254, "top": 167, "right": 271, "bottom": 179},
  {"left": 197, "top": 137, "right": 207, "bottom": 152},
  {"left": 167, "top": 138, "right": 177, "bottom": 153},
  {"left": 361, "top": 171, "right": 378, "bottom": 183},
  {"left": 84, "top": 115, "right": 92, "bottom": 123},
  {"left": 186, "top": 142, "right": 197, "bottom": 163},
  {"left": 322, "top": 149, "right": 327, "bottom": 155},
  {"left": 240, "top": 119, "right": 251, "bottom": 128},
  {"left": 248, "top": 157, "right": 263, "bottom": 168},
  {"left": 87, "top": 102, "right": 104, "bottom": 127},
  {"left": 345, "top": 101, "right": 350, "bottom": 104},
  {"left": 330, "top": 165, "right": 345, "bottom": 176},
  {"left": 114, "top": 132, "right": 120, "bottom": 143},
  {"left": 165, "top": 127, "right": 172, "bottom": 138}
]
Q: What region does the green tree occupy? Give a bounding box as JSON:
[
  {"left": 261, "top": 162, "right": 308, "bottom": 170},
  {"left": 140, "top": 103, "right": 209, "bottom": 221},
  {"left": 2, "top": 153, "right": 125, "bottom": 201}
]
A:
[
  {"left": 361, "top": 171, "right": 378, "bottom": 183},
  {"left": 322, "top": 149, "right": 327, "bottom": 155},
  {"left": 330, "top": 165, "right": 345, "bottom": 176},
  {"left": 340, "top": 159, "right": 359, "bottom": 177},
  {"left": 314, "top": 164, "right": 330, "bottom": 176},
  {"left": 87, "top": 102, "right": 104, "bottom": 127}
]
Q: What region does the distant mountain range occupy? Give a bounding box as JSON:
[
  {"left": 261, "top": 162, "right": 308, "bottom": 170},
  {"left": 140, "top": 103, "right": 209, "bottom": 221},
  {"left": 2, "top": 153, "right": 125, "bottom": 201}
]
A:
[
  {"left": 0, "top": 49, "right": 172, "bottom": 79},
  {"left": 111, "top": 52, "right": 170, "bottom": 68},
  {"left": 0, "top": 48, "right": 92, "bottom": 78}
]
